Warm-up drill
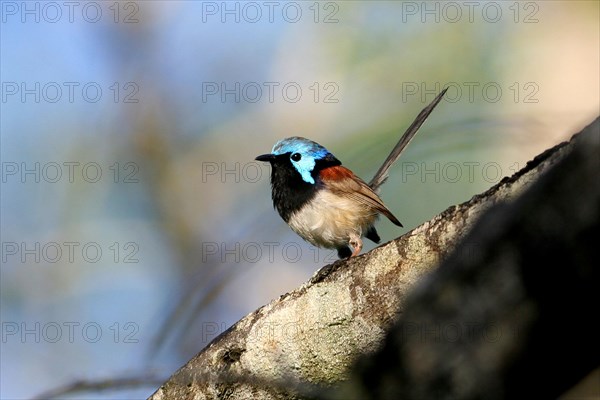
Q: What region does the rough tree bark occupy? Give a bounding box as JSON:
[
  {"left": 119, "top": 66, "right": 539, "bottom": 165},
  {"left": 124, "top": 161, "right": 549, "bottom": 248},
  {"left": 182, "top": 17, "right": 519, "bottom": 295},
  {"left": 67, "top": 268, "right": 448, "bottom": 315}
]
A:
[
  {"left": 333, "top": 118, "right": 599, "bottom": 400},
  {"left": 149, "top": 118, "right": 599, "bottom": 400}
]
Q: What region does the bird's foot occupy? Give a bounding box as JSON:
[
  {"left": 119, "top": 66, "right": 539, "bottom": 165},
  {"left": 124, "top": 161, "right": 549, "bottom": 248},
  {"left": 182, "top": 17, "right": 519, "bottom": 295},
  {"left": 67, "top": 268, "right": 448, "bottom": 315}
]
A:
[{"left": 349, "top": 234, "right": 363, "bottom": 257}]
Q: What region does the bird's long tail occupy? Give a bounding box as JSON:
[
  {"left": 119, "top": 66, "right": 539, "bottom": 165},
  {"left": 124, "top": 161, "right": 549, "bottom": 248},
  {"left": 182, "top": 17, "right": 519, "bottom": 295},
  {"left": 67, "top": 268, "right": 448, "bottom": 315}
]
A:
[{"left": 369, "top": 88, "right": 447, "bottom": 192}]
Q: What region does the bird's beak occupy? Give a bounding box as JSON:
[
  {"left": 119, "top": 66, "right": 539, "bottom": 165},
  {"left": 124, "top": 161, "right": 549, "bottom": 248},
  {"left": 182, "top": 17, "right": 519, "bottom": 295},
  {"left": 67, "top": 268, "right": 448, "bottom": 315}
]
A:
[{"left": 255, "top": 154, "right": 276, "bottom": 162}]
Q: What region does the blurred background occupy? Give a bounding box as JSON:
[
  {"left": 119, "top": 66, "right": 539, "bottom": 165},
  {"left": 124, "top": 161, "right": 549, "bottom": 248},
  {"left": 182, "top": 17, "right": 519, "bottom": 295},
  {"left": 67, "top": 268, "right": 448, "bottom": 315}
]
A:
[{"left": 1, "top": 1, "right": 598, "bottom": 399}]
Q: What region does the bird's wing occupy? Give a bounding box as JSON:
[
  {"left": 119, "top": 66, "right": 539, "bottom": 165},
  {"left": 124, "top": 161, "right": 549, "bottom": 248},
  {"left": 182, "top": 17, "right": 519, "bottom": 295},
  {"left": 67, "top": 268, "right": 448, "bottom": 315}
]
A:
[{"left": 320, "top": 166, "right": 402, "bottom": 227}]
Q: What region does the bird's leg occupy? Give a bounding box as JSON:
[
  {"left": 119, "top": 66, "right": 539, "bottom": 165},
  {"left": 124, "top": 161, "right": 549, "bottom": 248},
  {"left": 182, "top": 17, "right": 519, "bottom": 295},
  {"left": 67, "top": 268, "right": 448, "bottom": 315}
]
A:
[{"left": 349, "top": 233, "right": 363, "bottom": 257}]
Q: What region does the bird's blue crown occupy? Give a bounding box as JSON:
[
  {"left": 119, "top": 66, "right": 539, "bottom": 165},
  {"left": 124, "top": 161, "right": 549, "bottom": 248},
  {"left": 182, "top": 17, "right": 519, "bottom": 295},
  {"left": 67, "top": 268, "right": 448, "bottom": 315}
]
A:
[{"left": 272, "top": 137, "right": 333, "bottom": 184}]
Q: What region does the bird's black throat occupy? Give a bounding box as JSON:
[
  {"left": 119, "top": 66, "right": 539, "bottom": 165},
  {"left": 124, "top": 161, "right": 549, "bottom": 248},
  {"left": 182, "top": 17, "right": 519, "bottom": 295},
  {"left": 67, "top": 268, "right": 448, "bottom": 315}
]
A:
[
  {"left": 269, "top": 162, "right": 317, "bottom": 223},
  {"left": 268, "top": 154, "right": 340, "bottom": 223}
]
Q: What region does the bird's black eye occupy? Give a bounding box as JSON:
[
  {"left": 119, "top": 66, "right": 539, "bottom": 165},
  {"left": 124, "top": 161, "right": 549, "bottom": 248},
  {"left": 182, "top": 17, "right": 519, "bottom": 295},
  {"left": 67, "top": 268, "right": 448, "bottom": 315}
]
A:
[{"left": 291, "top": 153, "right": 302, "bottom": 162}]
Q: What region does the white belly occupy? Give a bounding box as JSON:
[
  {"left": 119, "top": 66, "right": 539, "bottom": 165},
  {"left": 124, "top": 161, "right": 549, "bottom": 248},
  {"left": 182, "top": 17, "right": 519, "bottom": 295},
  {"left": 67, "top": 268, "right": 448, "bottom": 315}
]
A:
[{"left": 287, "top": 190, "right": 377, "bottom": 249}]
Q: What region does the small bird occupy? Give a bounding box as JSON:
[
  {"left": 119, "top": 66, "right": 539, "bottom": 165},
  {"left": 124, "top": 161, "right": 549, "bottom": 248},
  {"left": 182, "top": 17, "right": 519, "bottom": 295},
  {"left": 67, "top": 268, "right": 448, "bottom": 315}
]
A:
[{"left": 256, "top": 89, "right": 447, "bottom": 258}]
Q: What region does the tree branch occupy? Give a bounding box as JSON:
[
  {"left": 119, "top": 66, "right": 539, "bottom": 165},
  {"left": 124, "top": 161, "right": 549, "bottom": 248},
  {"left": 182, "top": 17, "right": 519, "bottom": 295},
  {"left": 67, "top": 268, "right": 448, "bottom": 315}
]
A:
[
  {"left": 334, "top": 117, "right": 599, "bottom": 399},
  {"left": 149, "top": 118, "right": 599, "bottom": 400}
]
